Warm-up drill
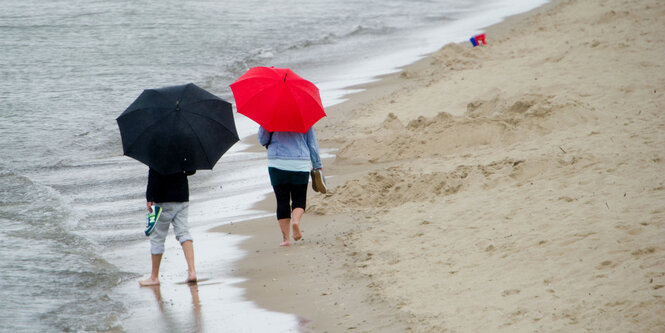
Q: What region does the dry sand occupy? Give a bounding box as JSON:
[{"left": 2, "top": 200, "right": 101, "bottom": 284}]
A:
[{"left": 215, "top": 0, "right": 665, "bottom": 331}]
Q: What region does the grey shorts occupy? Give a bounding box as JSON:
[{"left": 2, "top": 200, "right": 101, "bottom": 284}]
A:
[{"left": 149, "top": 202, "right": 193, "bottom": 255}]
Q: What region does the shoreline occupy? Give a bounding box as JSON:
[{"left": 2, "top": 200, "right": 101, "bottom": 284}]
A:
[{"left": 214, "top": 0, "right": 665, "bottom": 331}]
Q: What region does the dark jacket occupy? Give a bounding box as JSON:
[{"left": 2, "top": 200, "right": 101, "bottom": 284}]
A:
[{"left": 146, "top": 169, "right": 195, "bottom": 203}]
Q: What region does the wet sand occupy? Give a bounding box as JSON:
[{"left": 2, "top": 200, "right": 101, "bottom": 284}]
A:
[{"left": 215, "top": 0, "right": 665, "bottom": 331}]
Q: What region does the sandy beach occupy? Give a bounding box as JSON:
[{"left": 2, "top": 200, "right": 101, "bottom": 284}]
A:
[{"left": 215, "top": 0, "right": 665, "bottom": 331}]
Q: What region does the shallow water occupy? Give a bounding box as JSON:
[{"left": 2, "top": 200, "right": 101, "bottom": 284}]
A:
[{"left": 0, "top": 0, "right": 548, "bottom": 331}]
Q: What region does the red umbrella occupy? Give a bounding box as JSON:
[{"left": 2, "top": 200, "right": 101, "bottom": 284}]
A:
[{"left": 230, "top": 67, "right": 326, "bottom": 133}]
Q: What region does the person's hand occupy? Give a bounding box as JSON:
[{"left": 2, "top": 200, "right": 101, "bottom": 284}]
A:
[{"left": 146, "top": 201, "right": 154, "bottom": 213}]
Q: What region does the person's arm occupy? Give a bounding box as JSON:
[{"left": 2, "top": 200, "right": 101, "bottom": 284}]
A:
[
  {"left": 258, "top": 126, "right": 272, "bottom": 147},
  {"left": 146, "top": 169, "right": 156, "bottom": 212},
  {"left": 306, "top": 128, "right": 323, "bottom": 169}
]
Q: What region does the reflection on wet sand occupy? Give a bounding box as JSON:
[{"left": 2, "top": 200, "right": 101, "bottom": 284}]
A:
[
  {"left": 119, "top": 232, "right": 301, "bottom": 332},
  {"left": 146, "top": 283, "right": 203, "bottom": 333},
  {"left": 189, "top": 284, "right": 202, "bottom": 333}
]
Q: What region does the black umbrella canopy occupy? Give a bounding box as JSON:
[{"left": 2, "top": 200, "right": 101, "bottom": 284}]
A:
[{"left": 117, "top": 83, "right": 239, "bottom": 175}]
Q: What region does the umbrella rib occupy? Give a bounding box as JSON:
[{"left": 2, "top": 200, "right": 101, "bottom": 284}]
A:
[
  {"left": 183, "top": 100, "right": 239, "bottom": 136},
  {"left": 236, "top": 83, "right": 281, "bottom": 126},
  {"left": 125, "top": 106, "right": 174, "bottom": 119},
  {"left": 234, "top": 80, "right": 281, "bottom": 108},
  {"left": 179, "top": 112, "right": 213, "bottom": 168},
  {"left": 121, "top": 107, "right": 174, "bottom": 154},
  {"left": 284, "top": 84, "right": 324, "bottom": 130}
]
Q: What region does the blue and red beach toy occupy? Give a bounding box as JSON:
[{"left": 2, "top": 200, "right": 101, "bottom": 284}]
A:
[{"left": 469, "top": 33, "right": 487, "bottom": 47}]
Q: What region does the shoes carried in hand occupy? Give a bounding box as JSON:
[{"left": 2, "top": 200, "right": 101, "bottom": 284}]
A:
[
  {"left": 144, "top": 205, "right": 162, "bottom": 236},
  {"left": 310, "top": 168, "right": 327, "bottom": 194}
]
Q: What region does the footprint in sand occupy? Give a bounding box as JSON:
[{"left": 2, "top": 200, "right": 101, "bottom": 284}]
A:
[
  {"left": 502, "top": 289, "right": 521, "bottom": 296},
  {"left": 596, "top": 260, "right": 618, "bottom": 269},
  {"left": 631, "top": 247, "right": 656, "bottom": 257}
]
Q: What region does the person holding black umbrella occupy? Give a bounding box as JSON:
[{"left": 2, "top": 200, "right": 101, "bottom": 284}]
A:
[
  {"left": 117, "top": 83, "right": 240, "bottom": 285},
  {"left": 140, "top": 168, "right": 197, "bottom": 286}
]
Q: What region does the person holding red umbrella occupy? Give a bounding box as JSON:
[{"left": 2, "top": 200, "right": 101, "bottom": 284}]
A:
[
  {"left": 258, "top": 126, "right": 324, "bottom": 246},
  {"left": 231, "top": 67, "right": 327, "bottom": 246}
]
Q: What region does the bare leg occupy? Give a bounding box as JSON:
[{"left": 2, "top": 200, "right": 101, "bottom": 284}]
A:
[
  {"left": 291, "top": 208, "right": 304, "bottom": 241},
  {"left": 279, "top": 218, "right": 291, "bottom": 246},
  {"left": 139, "top": 253, "right": 163, "bottom": 286},
  {"left": 181, "top": 240, "right": 197, "bottom": 283}
]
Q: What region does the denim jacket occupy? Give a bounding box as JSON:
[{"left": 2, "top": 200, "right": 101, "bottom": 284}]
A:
[{"left": 258, "top": 126, "right": 322, "bottom": 169}]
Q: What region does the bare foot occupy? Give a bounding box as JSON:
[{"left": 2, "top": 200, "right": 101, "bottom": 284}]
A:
[
  {"left": 292, "top": 223, "right": 302, "bottom": 241},
  {"left": 186, "top": 271, "right": 197, "bottom": 284},
  {"left": 280, "top": 240, "right": 290, "bottom": 247},
  {"left": 139, "top": 277, "right": 160, "bottom": 286}
]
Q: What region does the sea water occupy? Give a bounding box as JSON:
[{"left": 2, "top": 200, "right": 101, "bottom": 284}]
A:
[{"left": 0, "top": 0, "right": 548, "bottom": 331}]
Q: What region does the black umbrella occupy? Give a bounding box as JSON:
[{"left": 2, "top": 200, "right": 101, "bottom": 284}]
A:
[{"left": 117, "top": 83, "right": 239, "bottom": 175}]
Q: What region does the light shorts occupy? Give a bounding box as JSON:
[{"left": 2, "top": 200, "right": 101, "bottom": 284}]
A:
[{"left": 149, "top": 202, "right": 192, "bottom": 255}]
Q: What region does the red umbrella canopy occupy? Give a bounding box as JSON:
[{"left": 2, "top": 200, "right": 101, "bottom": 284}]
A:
[{"left": 230, "top": 67, "right": 326, "bottom": 133}]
